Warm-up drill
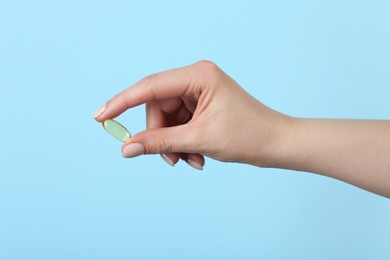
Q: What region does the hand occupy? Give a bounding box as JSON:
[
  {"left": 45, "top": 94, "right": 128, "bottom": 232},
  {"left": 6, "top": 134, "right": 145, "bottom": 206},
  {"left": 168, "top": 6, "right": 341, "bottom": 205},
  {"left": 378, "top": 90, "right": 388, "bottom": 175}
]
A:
[
  {"left": 93, "top": 60, "right": 293, "bottom": 170},
  {"left": 93, "top": 60, "right": 390, "bottom": 197}
]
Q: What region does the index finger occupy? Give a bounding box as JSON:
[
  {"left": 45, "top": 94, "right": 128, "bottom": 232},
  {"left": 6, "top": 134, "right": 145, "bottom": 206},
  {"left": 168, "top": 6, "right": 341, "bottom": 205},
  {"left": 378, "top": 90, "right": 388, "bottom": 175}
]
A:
[{"left": 93, "top": 64, "right": 196, "bottom": 122}]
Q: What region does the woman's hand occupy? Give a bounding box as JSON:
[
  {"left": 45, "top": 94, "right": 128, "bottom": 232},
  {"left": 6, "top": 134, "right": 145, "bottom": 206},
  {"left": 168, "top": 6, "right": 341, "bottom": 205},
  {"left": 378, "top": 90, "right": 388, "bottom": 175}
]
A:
[
  {"left": 93, "top": 60, "right": 293, "bottom": 170},
  {"left": 94, "top": 60, "right": 390, "bottom": 197}
]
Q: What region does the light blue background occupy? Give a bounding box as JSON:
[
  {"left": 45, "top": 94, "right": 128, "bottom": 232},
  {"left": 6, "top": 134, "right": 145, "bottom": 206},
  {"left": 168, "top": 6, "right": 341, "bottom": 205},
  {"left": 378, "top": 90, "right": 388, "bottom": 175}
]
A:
[{"left": 1, "top": 0, "right": 389, "bottom": 259}]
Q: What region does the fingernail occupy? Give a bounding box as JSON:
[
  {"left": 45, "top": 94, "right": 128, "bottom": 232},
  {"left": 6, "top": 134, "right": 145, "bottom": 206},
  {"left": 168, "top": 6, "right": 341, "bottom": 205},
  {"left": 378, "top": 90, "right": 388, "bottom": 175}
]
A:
[
  {"left": 122, "top": 143, "right": 145, "bottom": 158},
  {"left": 160, "top": 154, "right": 175, "bottom": 167},
  {"left": 185, "top": 159, "right": 203, "bottom": 171},
  {"left": 93, "top": 104, "right": 106, "bottom": 119}
]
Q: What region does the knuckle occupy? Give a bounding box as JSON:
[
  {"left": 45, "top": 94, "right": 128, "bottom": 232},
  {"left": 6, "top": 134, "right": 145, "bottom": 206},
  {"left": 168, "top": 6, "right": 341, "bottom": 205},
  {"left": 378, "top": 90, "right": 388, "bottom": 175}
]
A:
[
  {"left": 195, "top": 59, "right": 216, "bottom": 68},
  {"left": 139, "top": 73, "right": 157, "bottom": 88},
  {"left": 109, "top": 92, "right": 128, "bottom": 109},
  {"left": 152, "top": 135, "right": 172, "bottom": 154},
  {"left": 193, "top": 60, "right": 222, "bottom": 84},
  {"left": 195, "top": 60, "right": 219, "bottom": 73},
  {"left": 105, "top": 98, "right": 114, "bottom": 108},
  {"left": 160, "top": 137, "right": 172, "bottom": 153},
  {"left": 139, "top": 74, "right": 158, "bottom": 101}
]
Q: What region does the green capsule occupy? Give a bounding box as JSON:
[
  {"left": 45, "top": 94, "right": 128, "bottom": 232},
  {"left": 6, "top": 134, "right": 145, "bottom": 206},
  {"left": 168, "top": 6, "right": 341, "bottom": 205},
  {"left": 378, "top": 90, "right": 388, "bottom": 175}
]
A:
[{"left": 102, "top": 119, "right": 131, "bottom": 142}]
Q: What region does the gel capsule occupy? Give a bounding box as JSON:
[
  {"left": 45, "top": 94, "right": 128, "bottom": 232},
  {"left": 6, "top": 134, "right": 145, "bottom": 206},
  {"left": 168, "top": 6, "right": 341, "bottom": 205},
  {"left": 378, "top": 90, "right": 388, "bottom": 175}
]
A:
[{"left": 102, "top": 119, "right": 131, "bottom": 142}]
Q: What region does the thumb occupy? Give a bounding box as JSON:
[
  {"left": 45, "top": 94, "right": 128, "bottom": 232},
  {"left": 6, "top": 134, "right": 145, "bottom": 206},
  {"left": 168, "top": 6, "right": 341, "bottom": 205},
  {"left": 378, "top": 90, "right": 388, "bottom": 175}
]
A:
[{"left": 122, "top": 124, "right": 197, "bottom": 157}]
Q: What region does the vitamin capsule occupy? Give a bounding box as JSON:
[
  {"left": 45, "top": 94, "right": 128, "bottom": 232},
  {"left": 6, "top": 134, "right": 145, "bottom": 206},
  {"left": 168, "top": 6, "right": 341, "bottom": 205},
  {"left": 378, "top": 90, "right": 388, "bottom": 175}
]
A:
[{"left": 102, "top": 119, "right": 131, "bottom": 142}]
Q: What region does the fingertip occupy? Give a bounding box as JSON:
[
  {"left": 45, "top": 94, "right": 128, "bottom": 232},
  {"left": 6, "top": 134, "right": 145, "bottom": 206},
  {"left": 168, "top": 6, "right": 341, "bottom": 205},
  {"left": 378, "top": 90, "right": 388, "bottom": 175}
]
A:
[
  {"left": 160, "top": 154, "right": 175, "bottom": 166},
  {"left": 122, "top": 143, "right": 145, "bottom": 158},
  {"left": 181, "top": 153, "right": 205, "bottom": 171},
  {"left": 93, "top": 104, "right": 106, "bottom": 121},
  {"left": 186, "top": 158, "right": 204, "bottom": 170}
]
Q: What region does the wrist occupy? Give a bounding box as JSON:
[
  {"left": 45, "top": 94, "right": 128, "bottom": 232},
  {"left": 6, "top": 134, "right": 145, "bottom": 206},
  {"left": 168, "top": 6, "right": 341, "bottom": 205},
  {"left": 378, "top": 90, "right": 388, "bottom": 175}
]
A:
[{"left": 253, "top": 113, "right": 299, "bottom": 169}]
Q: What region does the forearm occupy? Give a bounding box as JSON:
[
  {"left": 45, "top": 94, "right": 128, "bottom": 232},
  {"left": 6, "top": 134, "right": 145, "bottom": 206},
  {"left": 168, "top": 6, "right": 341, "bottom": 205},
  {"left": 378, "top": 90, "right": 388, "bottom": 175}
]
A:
[{"left": 273, "top": 118, "right": 390, "bottom": 198}]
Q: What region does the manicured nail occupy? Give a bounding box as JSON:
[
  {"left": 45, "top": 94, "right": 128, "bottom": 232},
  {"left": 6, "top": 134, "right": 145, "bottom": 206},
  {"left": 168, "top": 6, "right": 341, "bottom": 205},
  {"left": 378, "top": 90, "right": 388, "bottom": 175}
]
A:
[
  {"left": 93, "top": 104, "right": 106, "bottom": 119},
  {"left": 160, "top": 154, "right": 175, "bottom": 167},
  {"left": 185, "top": 159, "right": 203, "bottom": 170},
  {"left": 122, "top": 143, "right": 145, "bottom": 158}
]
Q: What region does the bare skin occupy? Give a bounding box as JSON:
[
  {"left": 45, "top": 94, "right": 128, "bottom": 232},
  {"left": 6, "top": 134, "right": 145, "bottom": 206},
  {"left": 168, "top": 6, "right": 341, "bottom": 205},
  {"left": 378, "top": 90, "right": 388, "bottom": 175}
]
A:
[{"left": 94, "top": 60, "right": 390, "bottom": 198}]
